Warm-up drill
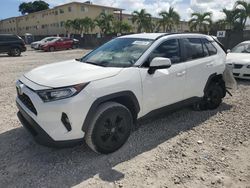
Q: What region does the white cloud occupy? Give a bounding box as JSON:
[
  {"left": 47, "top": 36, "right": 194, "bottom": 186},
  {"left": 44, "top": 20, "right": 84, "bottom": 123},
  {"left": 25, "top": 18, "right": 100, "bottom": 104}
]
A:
[
  {"left": 17, "top": 0, "right": 250, "bottom": 21},
  {"left": 189, "top": 0, "right": 250, "bottom": 21}
]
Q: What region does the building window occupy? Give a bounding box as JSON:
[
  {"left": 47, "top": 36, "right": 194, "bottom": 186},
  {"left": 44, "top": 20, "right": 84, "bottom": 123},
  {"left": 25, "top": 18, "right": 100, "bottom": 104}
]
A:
[
  {"left": 102, "top": 9, "right": 108, "bottom": 14},
  {"left": 60, "top": 21, "right": 65, "bottom": 27},
  {"left": 55, "top": 10, "right": 58, "bottom": 15},
  {"left": 81, "top": 6, "right": 88, "bottom": 12},
  {"left": 68, "top": 7, "right": 72, "bottom": 12},
  {"left": 60, "top": 9, "right": 64, "bottom": 14}
]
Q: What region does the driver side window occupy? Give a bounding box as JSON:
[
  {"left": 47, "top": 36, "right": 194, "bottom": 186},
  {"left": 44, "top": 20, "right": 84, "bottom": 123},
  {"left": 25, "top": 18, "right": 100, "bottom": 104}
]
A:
[{"left": 144, "top": 39, "right": 181, "bottom": 67}]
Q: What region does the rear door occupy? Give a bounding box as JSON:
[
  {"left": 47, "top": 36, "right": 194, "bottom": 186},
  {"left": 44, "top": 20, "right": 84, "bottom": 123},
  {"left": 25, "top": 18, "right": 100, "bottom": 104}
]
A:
[
  {"left": 180, "top": 38, "right": 216, "bottom": 98},
  {"left": 64, "top": 38, "right": 73, "bottom": 49},
  {"left": 55, "top": 38, "right": 64, "bottom": 50}
]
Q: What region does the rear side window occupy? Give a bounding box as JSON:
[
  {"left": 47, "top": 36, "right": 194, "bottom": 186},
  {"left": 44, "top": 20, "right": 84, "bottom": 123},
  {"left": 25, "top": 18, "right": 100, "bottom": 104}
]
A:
[
  {"left": 202, "top": 39, "right": 217, "bottom": 55},
  {"left": 182, "top": 38, "right": 204, "bottom": 60},
  {"left": 148, "top": 39, "right": 181, "bottom": 64}
]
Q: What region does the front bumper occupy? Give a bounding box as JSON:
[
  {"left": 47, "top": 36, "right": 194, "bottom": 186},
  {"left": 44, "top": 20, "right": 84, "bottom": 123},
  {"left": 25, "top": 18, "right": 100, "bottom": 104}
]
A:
[
  {"left": 21, "top": 46, "right": 27, "bottom": 52},
  {"left": 230, "top": 64, "right": 250, "bottom": 79},
  {"left": 17, "top": 102, "right": 82, "bottom": 148},
  {"left": 15, "top": 79, "right": 93, "bottom": 147}
]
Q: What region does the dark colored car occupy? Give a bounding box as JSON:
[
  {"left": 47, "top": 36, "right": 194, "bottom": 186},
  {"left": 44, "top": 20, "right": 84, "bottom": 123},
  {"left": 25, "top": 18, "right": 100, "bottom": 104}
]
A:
[
  {"left": 41, "top": 37, "right": 75, "bottom": 52},
  {"left": 72, "top": 39, "right": 80, "bottom": 49},
  {"left": 0, "top": 34, "right": 26, "bottom": 56}
]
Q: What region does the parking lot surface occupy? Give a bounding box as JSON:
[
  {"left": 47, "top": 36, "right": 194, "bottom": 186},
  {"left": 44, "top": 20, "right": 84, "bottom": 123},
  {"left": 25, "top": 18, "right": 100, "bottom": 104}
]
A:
[{"left": 0, "top": 48, "right": 249, "bottom": 187}]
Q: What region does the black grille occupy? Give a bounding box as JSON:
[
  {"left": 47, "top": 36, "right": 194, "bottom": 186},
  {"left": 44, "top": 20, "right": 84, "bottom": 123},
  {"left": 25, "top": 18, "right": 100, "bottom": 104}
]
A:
[
  {"left": 233, "top": 73, "right": 240, "bottom": 76},
  {"left": 243, "top": 74, "right": 250, "bottom": 77},
  {"left": 18, "top": 92, "right": 37, "bottom": 115},
  {"left": 234, "top": 64, "right": 243, "bottom": 69}
]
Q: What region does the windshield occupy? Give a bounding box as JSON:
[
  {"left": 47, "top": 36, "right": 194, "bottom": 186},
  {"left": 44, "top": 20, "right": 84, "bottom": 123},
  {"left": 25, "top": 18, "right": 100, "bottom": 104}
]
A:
[
  {"left": 231, "top": 43, "right": 250, "bottom": 53},
  {"left": 42, "top": 37, "right": 57, "bottom": 42},
  {"left": 81, "top": 38, "right": 154, "bottom": 67}
]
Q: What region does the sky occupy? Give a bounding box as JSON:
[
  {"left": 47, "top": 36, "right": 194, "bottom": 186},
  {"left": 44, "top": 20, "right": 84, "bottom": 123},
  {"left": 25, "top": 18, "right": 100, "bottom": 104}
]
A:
[{"left": 0, "top": 0, "right": 250, "bottom": 21}]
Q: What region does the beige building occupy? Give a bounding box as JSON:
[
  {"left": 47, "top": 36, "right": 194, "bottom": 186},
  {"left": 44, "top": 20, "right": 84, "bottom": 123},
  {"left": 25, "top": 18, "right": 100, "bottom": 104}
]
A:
[
  {"left": 0, "top": 1, "right": 190, "bottom": 36},
  {"left": 0, "top": 2, "right": 123, "bottom": 36}
]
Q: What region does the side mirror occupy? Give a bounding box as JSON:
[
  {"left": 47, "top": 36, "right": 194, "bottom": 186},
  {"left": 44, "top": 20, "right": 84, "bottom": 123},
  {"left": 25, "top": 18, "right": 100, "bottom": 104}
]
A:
[
  {"left": 227, "top": 49, "right": 231, "bottom": 53},
  {"left": 148, "top": 57, "right": 172, "bottom": 74}
]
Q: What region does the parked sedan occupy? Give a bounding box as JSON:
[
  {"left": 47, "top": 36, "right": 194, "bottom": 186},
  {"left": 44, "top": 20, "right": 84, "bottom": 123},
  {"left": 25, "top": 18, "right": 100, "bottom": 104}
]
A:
[
  {"left": 226, "top": 41, "right": 250, "bottom": 80},
  {"left": 31, "top": 37, "right": 59, "bottom": 50},
  {"left": 41, "top": 37, "right": 74, "bottom": 52}
]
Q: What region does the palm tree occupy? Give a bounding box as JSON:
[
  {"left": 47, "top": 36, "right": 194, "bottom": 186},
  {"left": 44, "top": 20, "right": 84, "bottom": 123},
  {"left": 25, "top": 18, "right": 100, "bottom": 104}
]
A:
[
  {"left": 79, "top": 17, "right": 95, "bottom": 34},
  {"left": 132, "top": 9, "right": 152, "bottom": 33},
  {"left": 65, "top": 20, "right": 73, "bottom": 34},
  {"left": 221, "top": 8, "right": 242, "bottom": 30},
  {"left": 113, "top": 20, "right": 132, "bottom": 34},
  {"left": 188, "top": 12, "right": 212, "bottom": 33},
  {"left": 71, "top": 19, "right": 81, "bottom": 34},
  {"left": 235, "top": 0, "right": 250, "bottom": 30},
  {"left": 159, "top": 7, "right": 180, "bottom": 32},
  {"left": 95, "top": 12, "right": 114, "bottom": 34}
]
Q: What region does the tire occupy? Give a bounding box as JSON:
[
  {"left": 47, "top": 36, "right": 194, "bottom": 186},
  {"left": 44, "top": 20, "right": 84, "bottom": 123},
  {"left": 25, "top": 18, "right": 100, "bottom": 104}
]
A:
[
  {"left": 85, "top": 102, "right": 133, "bottom": 154},
  {"left": 49, "top": 46, "right": 55, "bottom": 52},
  {"left": 9, "top": 48, "right": 21, "bottom": 56},
  {"left": 193, "top": 83, "right": 223, "bottom": 111}
]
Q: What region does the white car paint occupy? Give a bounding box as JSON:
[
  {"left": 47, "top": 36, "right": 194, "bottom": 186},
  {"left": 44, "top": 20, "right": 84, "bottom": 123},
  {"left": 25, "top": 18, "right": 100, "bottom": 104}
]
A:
[
  {"left": 16, "top": 33, "right": 226, "bottom": 143},
  {"left": 24, "top": 59, "right": 123, "bottom": 88},
  {"left": 226, "top": 52, "right": 250, "bottom": 80}
]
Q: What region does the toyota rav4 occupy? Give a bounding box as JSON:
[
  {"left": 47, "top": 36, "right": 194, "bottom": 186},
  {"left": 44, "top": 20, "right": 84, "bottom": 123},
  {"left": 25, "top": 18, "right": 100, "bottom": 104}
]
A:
[{"left": 16, "top": 33, "right": 228, "bottom": 154}]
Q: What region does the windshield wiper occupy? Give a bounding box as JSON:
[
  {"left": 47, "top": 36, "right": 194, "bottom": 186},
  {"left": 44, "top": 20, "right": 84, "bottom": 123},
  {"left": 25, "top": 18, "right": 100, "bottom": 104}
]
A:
[{"left": 84, "top": 61, "right": 106, "bottom": 67}]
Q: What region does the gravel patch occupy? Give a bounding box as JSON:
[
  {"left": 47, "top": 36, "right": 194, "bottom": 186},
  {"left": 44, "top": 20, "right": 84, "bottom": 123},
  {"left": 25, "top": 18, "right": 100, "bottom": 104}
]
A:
[{"left": 0, "top": 48, "right": 249, "bottom": 187}]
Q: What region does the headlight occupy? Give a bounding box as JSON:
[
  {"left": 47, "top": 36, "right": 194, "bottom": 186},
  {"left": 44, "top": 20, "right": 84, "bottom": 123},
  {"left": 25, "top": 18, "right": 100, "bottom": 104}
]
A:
[{"left": 36, "top": 83, "right": 89, "bottom": 102}]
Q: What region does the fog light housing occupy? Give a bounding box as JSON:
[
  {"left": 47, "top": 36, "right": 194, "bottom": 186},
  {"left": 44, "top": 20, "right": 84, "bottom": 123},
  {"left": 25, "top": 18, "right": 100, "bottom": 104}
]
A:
[{"left": 61, "top": 113, "right": 72, "bottom": 131}]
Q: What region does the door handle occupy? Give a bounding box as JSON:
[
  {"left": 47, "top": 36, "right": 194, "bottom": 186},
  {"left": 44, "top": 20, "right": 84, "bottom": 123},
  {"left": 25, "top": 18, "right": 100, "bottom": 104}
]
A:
[
  {"left": 177, "top": 71, "right": 186, "bottom": 77},
  {"left": 206, "top": 62, "right": 214, "bottom": 67}
]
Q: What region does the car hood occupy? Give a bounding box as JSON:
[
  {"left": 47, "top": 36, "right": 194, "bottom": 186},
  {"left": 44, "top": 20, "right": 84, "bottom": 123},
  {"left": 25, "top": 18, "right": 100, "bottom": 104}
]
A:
[
  {"left": 226, "top": 53, "right": 250, "bottom": 64},
  {"left": 24, "top": 59, "right": 123, "bottom": 88}
]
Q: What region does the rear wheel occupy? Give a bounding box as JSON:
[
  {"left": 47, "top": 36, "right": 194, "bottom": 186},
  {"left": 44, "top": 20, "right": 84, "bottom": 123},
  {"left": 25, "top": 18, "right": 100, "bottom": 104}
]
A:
[
  {"left": 193, "top": 83, "right": 224, "bottom": 111},
  {"left": 49, "top": 46, "right": 55, "bottom": 52},
  {"left": 205, "top": 84, "right": 223, "bottom": 110},
  {"left": 85, "top": 102, "right": 132, "bottom": 154},
  {"left": 9, "top": 48, "right": 21, "bottom": 56}
]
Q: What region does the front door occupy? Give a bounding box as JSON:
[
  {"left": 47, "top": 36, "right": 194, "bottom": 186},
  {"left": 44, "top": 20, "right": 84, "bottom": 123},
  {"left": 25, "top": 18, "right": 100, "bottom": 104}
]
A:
[{"left": 139, "top": 39, "right": 186, "bottom": 115}]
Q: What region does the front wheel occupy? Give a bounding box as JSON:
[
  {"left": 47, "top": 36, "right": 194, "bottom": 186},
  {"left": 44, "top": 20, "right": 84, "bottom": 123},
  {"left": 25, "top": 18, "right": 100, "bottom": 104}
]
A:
[{"left": 85, "top": 102, "right": 132, "bottom": 154}]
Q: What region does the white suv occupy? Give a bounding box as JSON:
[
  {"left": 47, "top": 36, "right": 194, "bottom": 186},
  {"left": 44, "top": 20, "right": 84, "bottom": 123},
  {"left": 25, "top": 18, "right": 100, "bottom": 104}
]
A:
[{"left": 16, "top": 33, "right": 227, "bottom": 154}]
